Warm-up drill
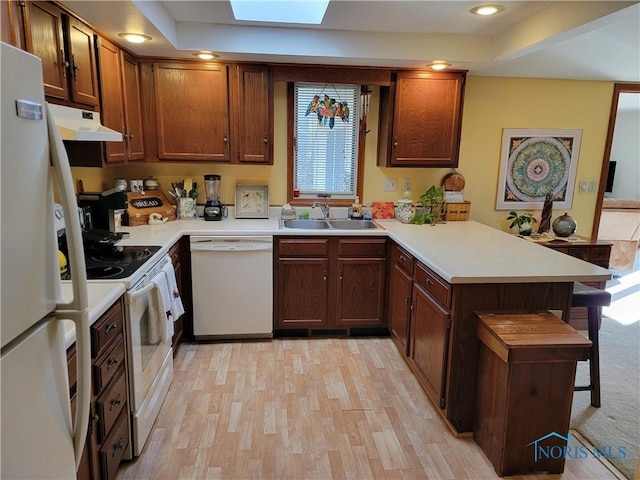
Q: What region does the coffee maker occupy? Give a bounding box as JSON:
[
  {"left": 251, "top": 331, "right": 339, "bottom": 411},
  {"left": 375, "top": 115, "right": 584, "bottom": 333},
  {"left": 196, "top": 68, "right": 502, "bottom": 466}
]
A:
[
  {"left": 203, "top": 174, "right": 226, "bottom": 221},
  {"left": 78, "top": 186, "right": 128, "bottom": 233}
]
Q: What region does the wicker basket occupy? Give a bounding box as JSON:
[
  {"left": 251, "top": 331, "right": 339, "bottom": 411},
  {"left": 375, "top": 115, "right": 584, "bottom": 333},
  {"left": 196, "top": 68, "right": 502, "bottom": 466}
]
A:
[{"left": 444, "top": 201, "right": 471, "bottom": 221}]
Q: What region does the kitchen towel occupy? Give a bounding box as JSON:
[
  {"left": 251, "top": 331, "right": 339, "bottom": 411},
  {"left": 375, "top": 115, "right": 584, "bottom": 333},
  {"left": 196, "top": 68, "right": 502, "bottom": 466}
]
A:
[
  {"left": 148, "top": 269, "right": 173, "bottom": 343},
  {"left": 162, "top": 263, "right": 185, "bottom": 322}
]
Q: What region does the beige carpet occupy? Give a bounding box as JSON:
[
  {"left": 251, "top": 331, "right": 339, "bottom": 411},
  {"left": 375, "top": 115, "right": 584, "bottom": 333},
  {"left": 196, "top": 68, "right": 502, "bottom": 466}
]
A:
[{"left": 570, "top": 317, "right": 640, "bottom": 479}]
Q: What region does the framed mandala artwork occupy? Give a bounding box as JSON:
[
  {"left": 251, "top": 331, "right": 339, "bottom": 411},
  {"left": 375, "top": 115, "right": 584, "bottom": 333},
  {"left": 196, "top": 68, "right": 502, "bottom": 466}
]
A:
[{"left": 496, "top": 128, "right": 582, "bottom": 210}]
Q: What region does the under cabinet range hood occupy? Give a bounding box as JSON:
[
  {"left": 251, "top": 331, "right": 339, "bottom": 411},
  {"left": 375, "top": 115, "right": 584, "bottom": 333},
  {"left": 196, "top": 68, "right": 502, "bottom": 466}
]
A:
[{"left": 47, "top": 103, "right": 122, "bottom": 142}]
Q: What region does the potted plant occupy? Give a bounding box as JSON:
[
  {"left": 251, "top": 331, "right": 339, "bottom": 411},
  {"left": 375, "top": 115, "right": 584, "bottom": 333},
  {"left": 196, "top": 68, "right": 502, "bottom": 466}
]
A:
[
  {"left": 410, "top": 185, "right": 445, "bottom": 225},
  {"left": 506, "top": 211, "right": 538, "bottom": 236}
]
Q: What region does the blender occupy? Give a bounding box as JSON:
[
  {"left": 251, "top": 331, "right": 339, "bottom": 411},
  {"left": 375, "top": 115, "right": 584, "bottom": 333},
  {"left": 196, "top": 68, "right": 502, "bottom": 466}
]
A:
[{"left": 203, "top": 174, "right": 226, "bottom": 221}]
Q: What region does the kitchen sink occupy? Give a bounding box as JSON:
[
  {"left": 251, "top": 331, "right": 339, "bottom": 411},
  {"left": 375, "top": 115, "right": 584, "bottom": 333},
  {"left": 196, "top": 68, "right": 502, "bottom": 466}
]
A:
[
  {"left": 329, "top": 220, "right": 379, "bottom": 229},
  {"left": 281, "top": 219, "right": 330, "bottom": 229},
  {"left": 280, "top": 219, "right": 382, "bottom": 230}
]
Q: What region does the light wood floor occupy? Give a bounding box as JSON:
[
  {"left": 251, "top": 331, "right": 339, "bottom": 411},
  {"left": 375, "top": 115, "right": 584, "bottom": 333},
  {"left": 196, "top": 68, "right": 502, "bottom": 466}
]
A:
[{"left": 116, "top": 337, "right": 624, "bottom": 480}]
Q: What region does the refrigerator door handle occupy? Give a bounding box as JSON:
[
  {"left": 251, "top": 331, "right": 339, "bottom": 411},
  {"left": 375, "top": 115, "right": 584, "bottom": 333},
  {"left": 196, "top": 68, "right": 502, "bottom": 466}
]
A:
[
  {"left": 47, "top": 102, "right": 89, "bottom": 314},
  {"left": 46, "top": 103, "right": 91, "bottom": 470}
]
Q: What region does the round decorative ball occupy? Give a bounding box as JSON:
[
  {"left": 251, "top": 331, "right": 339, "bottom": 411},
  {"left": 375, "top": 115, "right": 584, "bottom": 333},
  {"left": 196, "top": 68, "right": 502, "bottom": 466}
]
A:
[{"left": 552, "top": 213, "right": 577, "bottom": 237}]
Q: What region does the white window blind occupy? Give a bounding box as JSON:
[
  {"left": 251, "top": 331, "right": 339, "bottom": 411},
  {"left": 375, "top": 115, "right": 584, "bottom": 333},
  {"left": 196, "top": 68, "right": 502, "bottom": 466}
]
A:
[{"left": 294, "top": 83, "right": 359, "bottom": 199}]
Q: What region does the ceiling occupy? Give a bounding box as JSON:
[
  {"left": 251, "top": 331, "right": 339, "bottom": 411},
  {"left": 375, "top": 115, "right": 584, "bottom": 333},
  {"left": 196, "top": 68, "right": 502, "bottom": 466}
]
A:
[{"left": 63, "top": 1, "right": 640, "bottom": 88}]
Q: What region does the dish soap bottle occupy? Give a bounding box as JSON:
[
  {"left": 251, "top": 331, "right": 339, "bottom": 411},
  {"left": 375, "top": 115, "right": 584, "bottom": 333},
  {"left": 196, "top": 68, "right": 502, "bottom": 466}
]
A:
[{"left": 350, "top": 196, "right": 363, "bottom": 219}]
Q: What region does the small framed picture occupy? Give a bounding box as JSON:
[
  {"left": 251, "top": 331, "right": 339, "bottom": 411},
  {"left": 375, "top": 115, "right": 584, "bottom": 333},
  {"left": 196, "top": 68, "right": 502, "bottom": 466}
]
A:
[{"left": 235, "top": 184, "right": 270, "bottom": 218}]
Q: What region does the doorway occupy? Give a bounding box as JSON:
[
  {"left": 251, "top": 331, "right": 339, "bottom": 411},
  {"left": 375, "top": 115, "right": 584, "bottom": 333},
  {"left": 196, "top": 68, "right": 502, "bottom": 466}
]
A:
[{"left": 593, "top": 83, "right": 640, "bottom": 325}]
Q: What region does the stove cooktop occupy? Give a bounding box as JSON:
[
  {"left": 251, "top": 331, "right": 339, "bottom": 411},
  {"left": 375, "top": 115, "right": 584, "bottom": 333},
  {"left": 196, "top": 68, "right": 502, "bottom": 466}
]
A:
[{"left": 84, "top": 245, "right": 162, "bottom": 279}]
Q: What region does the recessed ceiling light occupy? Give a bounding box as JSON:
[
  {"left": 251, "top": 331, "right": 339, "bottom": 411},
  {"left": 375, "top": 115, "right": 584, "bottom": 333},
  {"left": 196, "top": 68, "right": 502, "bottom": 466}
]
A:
[
  {"left": 470, "top": 5, "right": 505, "bottom": 16},
  {"left": 230, "top": 0, "right": 329, "bottom": 24},
  {"left": 193, "top": 52, "right": 219, "bottom": 60},
  {"left": 117, "top": 33, "right": 152, "bottom": 44},
  {"left": 426, "top": 61, "right": 452, "bottom": 71}
]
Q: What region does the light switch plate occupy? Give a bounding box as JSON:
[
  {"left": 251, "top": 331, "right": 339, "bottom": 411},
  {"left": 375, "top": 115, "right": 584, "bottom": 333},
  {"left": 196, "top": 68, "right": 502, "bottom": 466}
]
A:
[
  {"left": 384, "top": 178, "right": 397, "bottom": 192},
  {"left": 579, "top": 181, "right": 588, "bottom": 194}
]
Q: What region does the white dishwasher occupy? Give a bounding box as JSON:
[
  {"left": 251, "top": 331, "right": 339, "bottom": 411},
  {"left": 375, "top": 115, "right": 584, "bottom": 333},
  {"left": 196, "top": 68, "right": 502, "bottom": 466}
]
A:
[{"left": 190, "top": 236, "right": 273, "bottom": 339}]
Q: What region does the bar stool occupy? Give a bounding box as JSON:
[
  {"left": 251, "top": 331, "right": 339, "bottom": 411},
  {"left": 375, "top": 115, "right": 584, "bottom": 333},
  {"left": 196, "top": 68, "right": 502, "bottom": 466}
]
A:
[{"left": 571, "top": 281, "right": 611, "bottom": 408}]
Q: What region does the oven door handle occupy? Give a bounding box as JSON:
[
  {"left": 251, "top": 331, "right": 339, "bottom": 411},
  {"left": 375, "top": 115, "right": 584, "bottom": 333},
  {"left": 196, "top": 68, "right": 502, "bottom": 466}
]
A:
[{"left": 126, "top": 282, "right": 156, "bottom": 304}]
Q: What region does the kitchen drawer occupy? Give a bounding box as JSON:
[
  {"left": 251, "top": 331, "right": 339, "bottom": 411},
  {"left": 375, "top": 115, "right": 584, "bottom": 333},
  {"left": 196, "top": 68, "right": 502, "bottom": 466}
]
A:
[
  {"left": 337, "top": 238, "right": 387, "bottom": 258},
  {"left": 391, "top": 244, "right": 414, "bottom": 275},
  {"left": 96, "top": 365, "right": 127, "bottom": 443},
  {"left": 414, "top": 262, "right": 451, "bottom": 308},
  {"left": 278, "top": 238, "right": 329, "bottom": 257},
  {"left": 93, "top": 334, "right": 125, "bottom": 394},
  {"left": 99, "top": 408, "right": 130, "bottom": 480},
  {"left": 91, "top": 299, "right": 124, "bottom": 359}
]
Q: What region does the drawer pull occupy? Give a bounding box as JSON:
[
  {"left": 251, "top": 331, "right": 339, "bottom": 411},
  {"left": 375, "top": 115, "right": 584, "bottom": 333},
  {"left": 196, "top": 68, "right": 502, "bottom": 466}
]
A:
[
  {"left": 112, "top": 437, "right": 125, "bottom": 457},
  {"left": 105, "top": 321, "right": 118, "bottom": 334},
  {"left": 109, "top": 394, "right": 122, "bottom": 411},
  {"left": 107, "top": 355, "right": 119, "bottom": 370},
  {"left": 399, "top": 255, "right": 406, "bottom": 262},
  {"left": 425, "top": 278, "right": 434, "bottom": 286}
]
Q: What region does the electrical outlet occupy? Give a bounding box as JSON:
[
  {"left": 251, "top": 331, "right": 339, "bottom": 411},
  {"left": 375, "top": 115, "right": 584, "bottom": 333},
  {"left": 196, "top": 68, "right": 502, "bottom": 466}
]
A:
[
  {"left": 384, "top": 178, "right": 397, "bottom": 192},
  {"left": 588, "top": 180, "right": 597, "bottom": 193},
  {"left": 403, "top": 178, "right": 412, "bottom": 192},
  {"left": 579, "top": 181, "right": 588, "bottom": 194}
]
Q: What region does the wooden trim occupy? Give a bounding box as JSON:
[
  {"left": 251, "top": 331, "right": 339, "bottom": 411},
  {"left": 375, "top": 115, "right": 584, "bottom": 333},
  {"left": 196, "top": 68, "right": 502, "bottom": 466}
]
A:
[
  {"left": 591, "top": 82, "right": 640, "bottom": 240},
  {"left": 272, "top": 65, "right": 392, "bottom": 85}
]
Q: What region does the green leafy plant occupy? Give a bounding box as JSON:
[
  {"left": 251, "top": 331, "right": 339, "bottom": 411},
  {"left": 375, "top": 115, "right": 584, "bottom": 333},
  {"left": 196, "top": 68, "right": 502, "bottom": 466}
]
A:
[
  {"left": 506, "top": 211, "right": 538, "bottom": 230},
  {"left": 410, "top": 185, "right": 445, "bottom": 225}
]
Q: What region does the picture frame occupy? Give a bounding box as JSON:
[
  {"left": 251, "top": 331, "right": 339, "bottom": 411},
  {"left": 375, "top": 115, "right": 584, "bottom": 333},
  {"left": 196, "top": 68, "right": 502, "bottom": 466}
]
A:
[
  {"left": 496, "top": 128, "right": 582, "bottom": 210},
  {"left": 235, "top": 184, "right": 270, "bottom": 218}
]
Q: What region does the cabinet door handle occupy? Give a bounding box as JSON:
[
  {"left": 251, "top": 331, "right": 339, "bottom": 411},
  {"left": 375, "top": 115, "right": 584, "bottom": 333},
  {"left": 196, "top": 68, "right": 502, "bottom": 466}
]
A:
[
  {"left": 109, "top": 393, "right": 122, "bottom": 410},
  {"left": 128, "top": 128, "right": 134, "bottom": 140},
  {"left": 107, "top": 355, "right": 118, "bottom": 369},
  {"left": 71, "top": 54, "right": 79, "bottom": 81},
  {"left": 263, "top": 136, "right": 268, "bottom": 145},
  {"left": 60, "top": 50, "right": 69, "bottom": 76},
  {"left": 339, "top": 272, "right": 343, "bottom": 282},
  {"left": 105, "top": 321, "right": 118, "bottom": 335},
  {"left": 223, "top": 136, "right": 228, "bottom": 143},
  {"left": 393, "top": 138, "right": 398, "bottom": 148},
  {"left": 323, "top": 271, "right": 327, "bottom": 282}
]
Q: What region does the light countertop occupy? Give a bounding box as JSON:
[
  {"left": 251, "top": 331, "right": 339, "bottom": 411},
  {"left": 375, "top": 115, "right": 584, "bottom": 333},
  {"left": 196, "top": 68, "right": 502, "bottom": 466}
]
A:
[
  {"left": 64, "top": 216, "right": 611, "bottom": 346},
  {"left": 115, "top": 215, "right": 611, "bottom": 285}
]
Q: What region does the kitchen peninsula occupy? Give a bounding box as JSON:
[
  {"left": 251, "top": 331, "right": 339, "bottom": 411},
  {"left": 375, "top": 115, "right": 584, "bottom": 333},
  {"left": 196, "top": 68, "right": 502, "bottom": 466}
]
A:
[{"left": 99, "top": 216, "right": 611, "bottom": 435}]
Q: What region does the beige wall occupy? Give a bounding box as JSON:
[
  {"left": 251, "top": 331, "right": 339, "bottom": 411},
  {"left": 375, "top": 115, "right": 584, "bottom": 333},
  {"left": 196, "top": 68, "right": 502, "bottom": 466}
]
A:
[{"left": 73, "top": 76, "right": 614, "bottom": 235}]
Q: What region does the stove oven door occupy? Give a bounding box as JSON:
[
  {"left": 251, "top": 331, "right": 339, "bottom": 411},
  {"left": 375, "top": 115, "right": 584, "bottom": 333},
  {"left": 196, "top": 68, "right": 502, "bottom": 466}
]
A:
[{"left": 124, "top": 268, "right": 173, "bottom": 456}]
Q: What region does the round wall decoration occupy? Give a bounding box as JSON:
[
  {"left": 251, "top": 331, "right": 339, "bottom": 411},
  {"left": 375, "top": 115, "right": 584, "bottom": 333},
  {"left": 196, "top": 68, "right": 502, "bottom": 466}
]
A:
[{"left": 506, "top": 137, "right": 570, "bottom": 202}]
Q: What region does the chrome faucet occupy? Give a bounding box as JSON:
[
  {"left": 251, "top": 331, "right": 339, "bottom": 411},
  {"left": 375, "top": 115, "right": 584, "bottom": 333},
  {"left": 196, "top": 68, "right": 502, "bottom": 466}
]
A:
[{"left": 311, "top": 202, "right": 330, "bottom": 219}]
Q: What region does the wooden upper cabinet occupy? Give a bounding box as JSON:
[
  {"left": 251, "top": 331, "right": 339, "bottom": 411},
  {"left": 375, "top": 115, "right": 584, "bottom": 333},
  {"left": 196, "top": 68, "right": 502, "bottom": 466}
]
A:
[
  {"left": 23, "top": 1, "right": 68, "bottom": 100},
  {"left": 22, "top": 1, "right": 99, "bottom": 108},
  {"left": 230, "top": 64, "right": 273, "bottom": 164},
  {"left": 66, "top": 15, "right": 99, "bottom": 106},
  {"left": 153, "top": 62, "right": 231, "bottom": 162},
  {"left": 121, "top": 52, "right": 145, "bottom": 161},
  {"left": 378, "top": 70, "right": 465, "bottom": 167},
  {"left": 97, "top": 38, "right": 144, "bottom": 164},
  {"left": 97, "top": 37, "right": 126, "bottom": 163}
]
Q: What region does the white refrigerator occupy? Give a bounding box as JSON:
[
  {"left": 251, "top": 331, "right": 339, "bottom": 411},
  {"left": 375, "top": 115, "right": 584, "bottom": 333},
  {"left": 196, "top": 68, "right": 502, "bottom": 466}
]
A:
[{"left": 1, "top": 43, "right": 92, "bottom": 478}]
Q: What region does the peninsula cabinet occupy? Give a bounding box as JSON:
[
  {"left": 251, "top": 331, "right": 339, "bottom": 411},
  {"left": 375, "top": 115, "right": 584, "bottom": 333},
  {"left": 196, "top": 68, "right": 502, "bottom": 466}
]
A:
[
  {"left": 145, "top": 61, "right": 273, "bottom": 164},
  {"left": 386, "top": 246, "right": 575, "bottom": 434},
  {"left": 274, "top": 236, "right": 387, "bottom": 333},
  {"left": 21, "top": 1, "right": 99, "bottom": 108},
  {"left": 408, "top": 262, "right": 451, "bottom": 409},
  {"left": 97, "top": 38, "right": 144, "bottom": 164},
  {"left": 378, "top": 70, "right": 465, "bottom": 167},
  {"left": 388, "top": 243, "right": 415, "bottom": 355}
]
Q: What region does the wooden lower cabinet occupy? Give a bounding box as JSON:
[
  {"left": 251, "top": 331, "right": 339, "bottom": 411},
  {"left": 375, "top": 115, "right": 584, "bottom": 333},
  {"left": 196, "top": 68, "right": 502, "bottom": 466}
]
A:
[
  {"left": 386, "top": 242, "right": 575, "bottom": 434},
  {"left": 388, "top": 243, "right": 415, "bottom": 355},
  {"left": 70, "top": 296, "right": 129, "bottom": 480},
  {"left": 275, "top": 236, "right": 387, "bottom": 332},
  {"left": 407, "top": 262, "right": 451, "bottom": 409}
]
